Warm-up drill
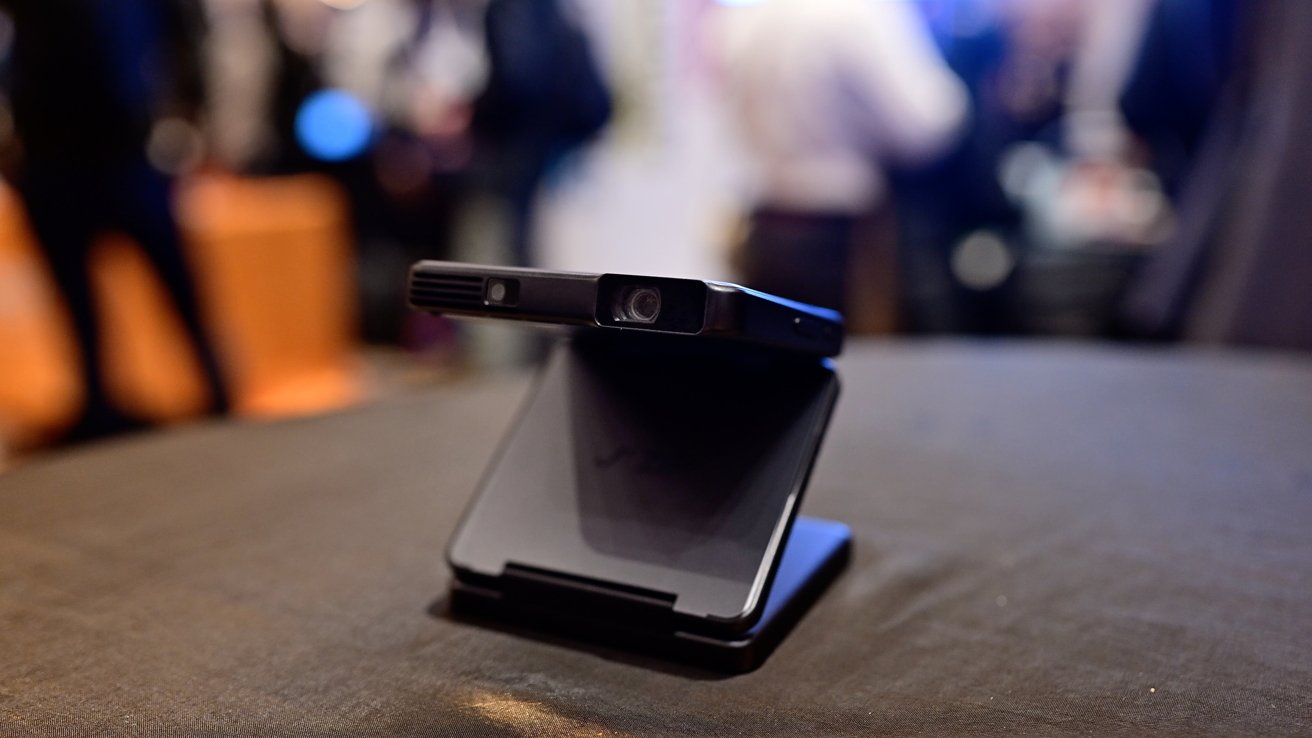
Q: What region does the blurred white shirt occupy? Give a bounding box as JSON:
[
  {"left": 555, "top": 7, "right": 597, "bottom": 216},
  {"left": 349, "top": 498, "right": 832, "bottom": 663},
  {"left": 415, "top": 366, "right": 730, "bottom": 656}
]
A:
[
  {"left": 325, "top": 0, "right": 487, "bottom": 131},
  {"left": 712, "top": 0, "right": 968, "bottom": 213}
]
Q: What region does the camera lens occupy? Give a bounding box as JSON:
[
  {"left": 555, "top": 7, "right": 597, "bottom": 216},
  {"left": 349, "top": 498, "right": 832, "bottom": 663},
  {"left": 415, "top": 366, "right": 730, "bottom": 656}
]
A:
[
  {"left": 484, "top": 278, "right": 518, "bottom": 306},
  {"left": 613, "top": 286, "right": 662, "bottom": 324}
]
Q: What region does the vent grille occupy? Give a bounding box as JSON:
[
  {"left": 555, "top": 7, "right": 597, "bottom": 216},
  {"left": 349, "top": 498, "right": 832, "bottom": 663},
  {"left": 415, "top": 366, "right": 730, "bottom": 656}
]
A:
[{"left": 410, "top": 273, "right": 484, "bottom": 309}]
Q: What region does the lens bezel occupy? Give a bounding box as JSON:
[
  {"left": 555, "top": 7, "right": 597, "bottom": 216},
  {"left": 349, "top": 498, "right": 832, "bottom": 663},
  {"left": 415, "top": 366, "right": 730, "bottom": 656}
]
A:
[{"left": 596, "top": 275, "right": 706, "bottom": 334}]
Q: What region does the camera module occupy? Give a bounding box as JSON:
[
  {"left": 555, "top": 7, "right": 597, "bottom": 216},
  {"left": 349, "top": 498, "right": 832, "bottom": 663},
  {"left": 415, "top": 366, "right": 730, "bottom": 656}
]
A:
[
  {"left": 485, "top": 278, "right": 519, "bottom": 306},
  {"left": 612, "top": 286, "right": 662, "bottom": 324}
]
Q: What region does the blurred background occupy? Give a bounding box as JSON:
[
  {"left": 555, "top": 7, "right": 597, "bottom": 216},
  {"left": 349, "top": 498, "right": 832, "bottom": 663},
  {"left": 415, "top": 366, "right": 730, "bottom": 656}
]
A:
[{"left": 2, "top": 0, "right": 1309, "bottom": 463}]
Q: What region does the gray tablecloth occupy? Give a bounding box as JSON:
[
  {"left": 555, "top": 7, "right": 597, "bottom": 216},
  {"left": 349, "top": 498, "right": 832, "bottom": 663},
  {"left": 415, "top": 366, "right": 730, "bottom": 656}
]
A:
[{"left": 3, "top": 341, "right": 1310, "bottom": 735}]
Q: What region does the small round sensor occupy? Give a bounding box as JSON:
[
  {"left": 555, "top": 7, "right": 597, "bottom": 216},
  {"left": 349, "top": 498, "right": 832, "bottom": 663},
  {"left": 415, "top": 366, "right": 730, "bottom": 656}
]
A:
[{"left": 485, "top": 278, "right": 518, "bottom": 306}]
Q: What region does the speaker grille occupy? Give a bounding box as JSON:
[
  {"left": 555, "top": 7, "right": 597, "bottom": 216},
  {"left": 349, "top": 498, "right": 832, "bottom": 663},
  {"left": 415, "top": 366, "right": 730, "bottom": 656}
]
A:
[{"left": 410, "top": 273, "right": 484, "bottom": 310}]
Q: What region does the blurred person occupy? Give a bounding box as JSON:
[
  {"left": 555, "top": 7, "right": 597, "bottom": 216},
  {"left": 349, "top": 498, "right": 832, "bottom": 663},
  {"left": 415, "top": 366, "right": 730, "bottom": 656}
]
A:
[
  {"left": 894, "top": 0, "right": 1161, "bottom": 334},
  {"left": 325, "top": 0, "right": 609, "bottom": 266},
  {"left": 1060, "top": 0, "right": 1158, "bottom": 164},
  {"left": 891, "top": 0, "right": 1029, "bottom": 333},
  {"left": 203, "top": 0, "right": 325, "bottom": 174},
  {"left": 0, "top": 0, "right": 230, "bottom": 443},
  {"left": 1029, "top": 0, "right": 1166, "bottom": 252},
  {"left": 324, "top": 0, "right": 489, "bottom": 342},
  {"left": 324, "top": 0, "right": 608, "bottom": 354},
  {"left": 203, "top": 0, "right": 282, "bottom": 173},
  {"left": 713, "top": 0, "right": 968, "bottom": 312},
  {"left": 469, "top": 0, "right": 611, "bottom": 266},
  {"left": 326, "top": 0, "right": 487, "bottom": 180},
  {"left": 1118, "top": 0, "right": 1240, "bottom": 198},
  {"left": 458, "top": 0, "right": 610, "bottom": 368},
  {"left": 1118, "top": 0, "right": 1312, "bottom": 350},
  {"left": 1114, "top": 0, "right": 1248, "bottom": 340}
]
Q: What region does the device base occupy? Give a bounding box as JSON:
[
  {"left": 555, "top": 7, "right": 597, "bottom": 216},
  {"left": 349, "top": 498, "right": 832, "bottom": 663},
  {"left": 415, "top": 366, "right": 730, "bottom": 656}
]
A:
[{"left": 448, "top": 516, "right": 851, "bottom": 674}]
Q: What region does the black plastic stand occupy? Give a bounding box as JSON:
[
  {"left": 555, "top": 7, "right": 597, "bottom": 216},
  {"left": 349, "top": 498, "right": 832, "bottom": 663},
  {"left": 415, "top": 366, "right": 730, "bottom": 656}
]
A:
[
  {"left": 451, "top": 516, "right": 850, "bottom": 673},
  {"left": 446, "top": 334, "right": 849, "bottom": 673}
]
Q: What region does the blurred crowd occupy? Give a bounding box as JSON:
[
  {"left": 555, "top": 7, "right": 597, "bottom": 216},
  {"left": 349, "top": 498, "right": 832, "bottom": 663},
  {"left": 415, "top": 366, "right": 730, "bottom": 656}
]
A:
[{"left": 2, "top": 0, "right": 1310, "bottom": 451}]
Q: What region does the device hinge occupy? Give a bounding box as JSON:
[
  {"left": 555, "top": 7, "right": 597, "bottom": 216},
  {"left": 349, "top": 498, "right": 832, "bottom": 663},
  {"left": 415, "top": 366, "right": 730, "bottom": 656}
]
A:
[{"left": 501, "top": 563, "right": 677, "bottom": 632}]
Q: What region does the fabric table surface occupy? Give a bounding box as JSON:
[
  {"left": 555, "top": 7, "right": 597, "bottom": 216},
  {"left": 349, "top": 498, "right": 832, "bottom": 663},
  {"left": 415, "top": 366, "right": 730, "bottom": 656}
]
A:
[{"left": 2, "top": 340, "right": 1310, "bottom": 735}]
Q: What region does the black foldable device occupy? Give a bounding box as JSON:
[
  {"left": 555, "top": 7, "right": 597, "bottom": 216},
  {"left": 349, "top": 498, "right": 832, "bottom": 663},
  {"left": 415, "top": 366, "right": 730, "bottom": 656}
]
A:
[
  {"left": 407, "top": 260, "right": 844, "bottom": 356},
  {"left": 446, "top": 335, "right": 848, "bottom": 670},
  {"left": 410, "top": 262, "right": 850, "bottom": 672}
]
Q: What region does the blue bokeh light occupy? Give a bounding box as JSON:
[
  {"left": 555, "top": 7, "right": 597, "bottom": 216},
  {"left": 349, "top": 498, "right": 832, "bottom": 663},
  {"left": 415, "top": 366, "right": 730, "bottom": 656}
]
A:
[{"left": 295, "top": 89, "right": 373, "bottom": 162}]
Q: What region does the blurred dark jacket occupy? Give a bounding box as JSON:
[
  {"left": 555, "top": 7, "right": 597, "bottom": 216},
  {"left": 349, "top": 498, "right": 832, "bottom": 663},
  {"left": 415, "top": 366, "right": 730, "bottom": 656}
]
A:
[
  {"left": 472, "top": 0, "right": 610, "bottom": 153},
  {"left": 0, "top": 0, "right": 206, "bottom": 165},
  {"left": 1119, "top": 0, "right": 1312, "bottom": 350},
  {"left": 1120, "top": 0, "right": 1240, "bottom": 196},
  {"left": 468, "top": 0, "right": 610, "bottom": 263}
]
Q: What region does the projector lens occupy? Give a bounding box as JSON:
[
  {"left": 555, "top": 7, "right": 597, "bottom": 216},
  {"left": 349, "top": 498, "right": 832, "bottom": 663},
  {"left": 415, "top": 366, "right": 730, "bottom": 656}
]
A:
[{"left": 613, "top": 286, "right": 661, "bottom": 324}]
